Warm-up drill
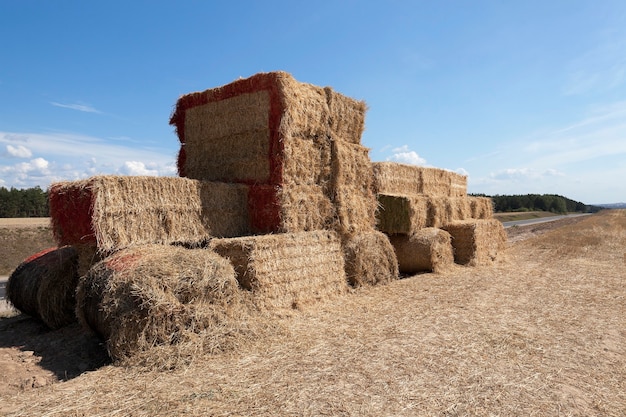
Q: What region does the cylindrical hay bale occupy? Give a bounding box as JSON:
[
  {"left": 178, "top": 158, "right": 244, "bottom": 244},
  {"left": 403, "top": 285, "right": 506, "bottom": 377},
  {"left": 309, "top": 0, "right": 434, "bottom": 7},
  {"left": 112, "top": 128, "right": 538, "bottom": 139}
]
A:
[
  {"left": 7, "top": 246, "right": 79, "bottom": 329},
  {"left": 343, "top": 231, "right": 399, "bottom": 287},
  {"left": 75, "top": 245, "right": 241, "bottom": 362},
  {"left": 388, "top": 228, "right": 454, "bottom": 274}
]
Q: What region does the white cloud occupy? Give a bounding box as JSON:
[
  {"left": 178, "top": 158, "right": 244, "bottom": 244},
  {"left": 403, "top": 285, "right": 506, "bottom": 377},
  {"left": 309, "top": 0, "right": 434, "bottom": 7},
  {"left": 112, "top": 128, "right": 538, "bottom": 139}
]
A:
[
  {"left": 0, "top": 130, "right": 178, "bottom": 189},
  {"left": 386, "top": 145, "right": 427, "bottom": 165},
  {"left": 120, "top": 161, "right": 160, "bottom": 176},
  {"left": 6, "top": 144, "right": 32, "bottom": 158},
  {"left": 455, "top": 168, "right": 469, "bottom": 177},
  {"left": 50, "top": 101, "right": 103, "bottom": 114}
]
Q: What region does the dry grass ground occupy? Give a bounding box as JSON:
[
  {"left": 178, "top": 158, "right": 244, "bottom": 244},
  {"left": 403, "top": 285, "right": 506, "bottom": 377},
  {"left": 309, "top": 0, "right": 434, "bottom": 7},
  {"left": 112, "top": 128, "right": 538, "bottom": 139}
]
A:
[
  {"left": 0, "top": 218, "right": 55, "bottom": 275},
  {"left": 1, "top": 211, "right": 625, "bottom": 416}
]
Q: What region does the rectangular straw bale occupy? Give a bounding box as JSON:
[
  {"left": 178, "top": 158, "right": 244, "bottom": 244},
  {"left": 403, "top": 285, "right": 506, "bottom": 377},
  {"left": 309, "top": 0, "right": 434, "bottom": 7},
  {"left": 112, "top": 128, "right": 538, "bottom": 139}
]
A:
[
  {"left": 420, "top": 167, "right": 454, "bottom": 197},
  {"left": 372, "top": 162, "right": 421, "bottom": 195},
  {"left": 324, "top": 86, "right": 367, "bottom": 144},
  {"left": 443, "top": 219, "right": 507, "bottom": 266},
  {"left": 171, "top": 71, "right": 347, "bottom": 185},
  {"left": 50, "top": 176, "right": 250, "bottom": 252},
  {"left": 376, "top": 193, "right": 428, "bottom": 234},
  {"left": 388, "top": 228, "right": 454, "bottom": 274},
  {"left": 210, "top": 230, "right": 348, "bottom": 311},
  {"left": 248, "top": 184, "right": 336, "bottom": 234},
  {"left": 426, "top": 196, "right": 454, "bottom": 228},
  {"left": 343, "top": 230, "right": 399, "bottom": 287},
  {"left": 449, "top": 171, "right": 468, "bottom": 197},
  {"left": 468, "top": 196, "right": 494, "bottom": 219},
  {"left": 372, "top": 162, "right": 465, "bottom": 197},
  {"left": 426, "top": 196, "right": 473, "bottom": 228},
  {"left": 449, "top": 197, "right": 472, "bottom": 222},
  {"left": 331, "top": 141, "right": 377, "bottom": 237}
]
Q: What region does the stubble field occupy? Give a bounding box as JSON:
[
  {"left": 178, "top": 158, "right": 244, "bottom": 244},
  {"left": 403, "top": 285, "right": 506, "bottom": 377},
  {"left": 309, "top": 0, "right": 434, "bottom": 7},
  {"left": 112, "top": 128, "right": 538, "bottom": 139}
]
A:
[{"left": 0, "top": 211, "right": 624, "bottom": 416}]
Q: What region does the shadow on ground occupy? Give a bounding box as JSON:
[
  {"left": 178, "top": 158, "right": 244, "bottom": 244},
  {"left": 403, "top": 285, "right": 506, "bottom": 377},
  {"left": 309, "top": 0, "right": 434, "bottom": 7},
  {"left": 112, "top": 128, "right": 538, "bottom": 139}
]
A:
[{"left": 0, "top": 314, "right": 110, "bottom": 380}]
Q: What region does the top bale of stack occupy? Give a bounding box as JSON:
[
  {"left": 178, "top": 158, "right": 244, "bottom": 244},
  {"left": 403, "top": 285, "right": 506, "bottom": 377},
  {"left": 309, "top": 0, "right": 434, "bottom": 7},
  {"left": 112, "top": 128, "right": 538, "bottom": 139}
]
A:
[
  {"left": 170, "top": 71, "right": 373, "bottom": 235},
  {"left": 372, "top": 162, "right": 467, "bottom": 197},
  {"left": 170, "top": 71, "right": 367, "bottom": 184}
]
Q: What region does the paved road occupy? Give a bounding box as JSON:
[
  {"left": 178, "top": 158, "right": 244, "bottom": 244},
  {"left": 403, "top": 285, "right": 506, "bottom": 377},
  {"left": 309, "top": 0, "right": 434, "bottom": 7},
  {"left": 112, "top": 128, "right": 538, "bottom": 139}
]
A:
[
  {"left": 502, "top": 213, "right": 591, "bottom": 228},
  {"left": 0, "top": 276, "right": 13, "bottom": 313},
  {"left": 0, "top": 276, "right": 7, "bottom": 300}
]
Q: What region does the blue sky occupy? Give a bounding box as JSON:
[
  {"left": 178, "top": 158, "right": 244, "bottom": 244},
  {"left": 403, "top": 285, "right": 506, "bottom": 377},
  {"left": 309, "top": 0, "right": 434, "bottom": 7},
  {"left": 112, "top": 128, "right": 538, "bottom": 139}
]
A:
[{"left": 1, "top": 1, "right": 625, "bottom": 204}]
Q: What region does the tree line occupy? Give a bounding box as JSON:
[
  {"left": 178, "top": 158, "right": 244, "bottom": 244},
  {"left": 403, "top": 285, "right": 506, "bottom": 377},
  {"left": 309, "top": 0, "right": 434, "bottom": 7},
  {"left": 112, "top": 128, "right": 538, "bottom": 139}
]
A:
[
  {"left": 0, "top": 186, "right": 49, "bottom": 217},
  {"left": 0, "top": 187, "right": 605, "bottom": 218},
  {"left": 472, "top": 193, "right": 603, "bottom": 214}
]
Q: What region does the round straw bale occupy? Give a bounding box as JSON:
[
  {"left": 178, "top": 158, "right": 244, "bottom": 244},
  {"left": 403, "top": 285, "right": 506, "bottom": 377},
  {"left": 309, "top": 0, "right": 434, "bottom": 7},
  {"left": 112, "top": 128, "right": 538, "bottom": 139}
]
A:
[
  {"left": 388, "top": 228, "right": 454, "bottom": 274},
  {"left": 343, "top": 231, "right": 399, "bottom": 287},
  {"left": 76, "top": 244, "right": 241, "bottom": 362},
  {"left": 7, "top": 246, "right": 79, "bottom": 329}
]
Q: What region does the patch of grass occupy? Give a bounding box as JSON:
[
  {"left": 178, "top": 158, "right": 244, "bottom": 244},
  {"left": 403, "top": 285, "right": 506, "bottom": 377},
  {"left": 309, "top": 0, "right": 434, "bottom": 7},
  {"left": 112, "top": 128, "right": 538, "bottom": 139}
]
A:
[
  {"left": 0, "top": 225, "right": 56, "bottom": 275},
  {"left": 493, "top": 211, "right": 559, "bottom": 222}
]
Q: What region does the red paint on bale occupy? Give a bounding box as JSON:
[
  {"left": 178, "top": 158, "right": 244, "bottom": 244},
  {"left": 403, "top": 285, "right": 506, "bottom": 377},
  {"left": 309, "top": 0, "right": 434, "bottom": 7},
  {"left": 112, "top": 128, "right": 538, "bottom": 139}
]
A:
[
  {"left": 169, "top": 72, "right": 286, "bottom": 185},
  {"left": 105, "top": 253, "right": 141, "bottom": 272},
  {"left": 23, "top": 247, "right": 58, "bottom": 264},
  {"left": 248, "top": 185, "right": 282, "bottom": 234},
  {"left": 49, "top": 182, "right": 97, "bottom": 246},
  {"left": 177, "top": 146, "right": 187, "bottom": 177}
]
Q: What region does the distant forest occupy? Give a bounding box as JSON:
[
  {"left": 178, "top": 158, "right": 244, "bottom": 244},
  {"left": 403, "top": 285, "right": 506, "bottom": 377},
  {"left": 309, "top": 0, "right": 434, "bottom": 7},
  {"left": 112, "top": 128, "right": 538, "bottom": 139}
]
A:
[
  {"left": 472, "top": 193, "right": 604, "bottom": 214},
  {"left": 0, "top": 186, "right": 49, "bottom": 217},
  {"left": 0, "top": 187, "right": 605, "bottom": 218}
]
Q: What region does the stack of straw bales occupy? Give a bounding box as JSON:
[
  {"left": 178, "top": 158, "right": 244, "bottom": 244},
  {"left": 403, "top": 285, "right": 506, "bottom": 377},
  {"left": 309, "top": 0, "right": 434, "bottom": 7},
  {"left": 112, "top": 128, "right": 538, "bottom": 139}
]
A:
[
  {"left": 171, "top": 71, "right": 397, "bottom": 286},
  {"left": 372, "top": 162, "right": 504, "bottom": 272},
  {"left": 8, "top": 71, "right": 506, "bottom": 362}
]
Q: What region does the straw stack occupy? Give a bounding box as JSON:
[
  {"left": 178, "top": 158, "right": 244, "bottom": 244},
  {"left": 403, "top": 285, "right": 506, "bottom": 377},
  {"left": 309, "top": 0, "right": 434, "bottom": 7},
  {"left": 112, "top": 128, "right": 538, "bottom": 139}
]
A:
[
  {"left": 372, "top": 161, "right": 504, "bottom": 271},
  {"left": 169, "top": 71, "right": 372, "bottom": 236},
  {"left": 172, "top": 71, "right": 393, "bottom": 287}
]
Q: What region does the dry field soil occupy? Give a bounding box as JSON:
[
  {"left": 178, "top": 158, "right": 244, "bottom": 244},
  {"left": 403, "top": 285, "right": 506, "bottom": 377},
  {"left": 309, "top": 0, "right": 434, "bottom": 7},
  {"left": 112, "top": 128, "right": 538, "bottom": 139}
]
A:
[{"left": 0, "top": 211, "right": 625, "bottom": 416}]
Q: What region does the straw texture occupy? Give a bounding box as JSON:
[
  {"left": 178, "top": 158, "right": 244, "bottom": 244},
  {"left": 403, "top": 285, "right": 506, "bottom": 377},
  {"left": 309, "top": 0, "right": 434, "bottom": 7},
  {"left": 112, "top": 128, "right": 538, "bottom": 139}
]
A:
[
  {"left": 343, "top": 231, "right": 399, "bottom": 287},
  {"left": 210, "top": 230, "right": 348, "bottom": 311},
  {"left": 75, "top": 245, "right": 242, "bottom": 362},
  {"left": 388, "top": 228, "right": 454, "bottom": 274},
  {"left": 443, "top": 219, "right": 507, "bottom": 266},
  {"left": 49, "top": 176, "right": 250, "bottom": 252}
]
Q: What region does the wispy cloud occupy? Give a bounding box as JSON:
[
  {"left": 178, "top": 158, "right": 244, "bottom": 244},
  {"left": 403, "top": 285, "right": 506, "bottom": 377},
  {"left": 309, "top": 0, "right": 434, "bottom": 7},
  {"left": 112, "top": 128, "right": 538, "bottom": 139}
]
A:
[
  {"left": 467, "top": 100, "right": 626, "bottom": 202},
  {"left": 50, "top": 101, "right": 103, "bottom": 114},
  {"left": 6, "top": 144, "right": 32, "bottom": 158},
  {"left": 489, "top": 168, "right": 565, "bottom": 182},
  {"left": 523, "top": 102, "right": 626, "bottom": 168},
  {"left": 563, "top": 35, "right": 626, "bottom": 96}
]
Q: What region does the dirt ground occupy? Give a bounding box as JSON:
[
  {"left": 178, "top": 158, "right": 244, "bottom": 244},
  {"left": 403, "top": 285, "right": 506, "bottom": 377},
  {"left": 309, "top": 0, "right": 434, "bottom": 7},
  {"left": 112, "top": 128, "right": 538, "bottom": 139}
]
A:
[{"left": 0, "top": 212, "right": 623, "bottom": 416}]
